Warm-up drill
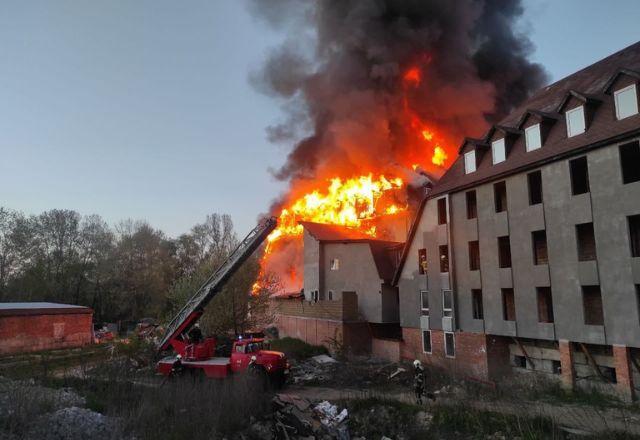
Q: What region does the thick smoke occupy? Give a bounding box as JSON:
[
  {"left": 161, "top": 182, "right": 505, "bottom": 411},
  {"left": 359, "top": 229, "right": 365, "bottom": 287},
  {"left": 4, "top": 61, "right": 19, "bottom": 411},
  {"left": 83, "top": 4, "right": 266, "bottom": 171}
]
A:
[{"left": 248, "top": 0, "right": 548, "bottom": 207}]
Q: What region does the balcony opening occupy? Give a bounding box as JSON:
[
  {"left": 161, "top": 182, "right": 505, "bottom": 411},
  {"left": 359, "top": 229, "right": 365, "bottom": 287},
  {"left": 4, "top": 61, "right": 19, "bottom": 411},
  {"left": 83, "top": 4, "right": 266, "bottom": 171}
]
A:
[
  {"left": 569, "top": 156, "right": 590, "bottom": 195},
  {"left": 532, "top": 230, "right": 548, "bottom": 265},
  {"left": 418, "top": 248, "right": 427, "bottom": 274},
  {"left": 498, "top": 236, "right": 512, "bottom": 268},
  {"left": 537, "top": 287, "right": 554, "bottom": 323},
  {"left": 502, "top": 288, "right": 516, "bottom": 321},
  {"left": 437, "top": 198, "right": 447, "bottom": 225},
  {"left": 620, "top": 141, "right": 640, "bottom": 184},
  {"left": 576, "top": 223, "right": 597, "bottom": 261},
  {"left": 494, "top": 181, "right": 507, "bottom": 212},
  {"left": 629, "top": 215, "right": 640, "bottom": 258},
  {"left": 466, "top": 190, "right": 477, "bottom": 219},
  {"left": 582, "top": 285, "right": 604, "bottom": 325},
  {"left": 472, "top": 289, "right": 484, "bottom": 320},
  {"left": 468, "top": 240, "right": 480, "bottom": 271},
  {"left": 528, "top": 170, "right": 543, "bottom": 205}
]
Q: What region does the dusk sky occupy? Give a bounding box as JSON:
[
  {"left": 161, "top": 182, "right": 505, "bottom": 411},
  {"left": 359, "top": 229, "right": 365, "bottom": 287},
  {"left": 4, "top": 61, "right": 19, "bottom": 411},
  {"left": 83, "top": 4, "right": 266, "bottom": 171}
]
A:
[{"left": 1, "top": 0, "right": 639, "bottom": 237}]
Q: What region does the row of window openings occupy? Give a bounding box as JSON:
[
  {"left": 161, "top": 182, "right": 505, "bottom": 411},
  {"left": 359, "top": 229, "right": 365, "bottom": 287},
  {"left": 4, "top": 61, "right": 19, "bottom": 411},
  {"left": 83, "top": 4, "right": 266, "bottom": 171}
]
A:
[
  {"left": 463, "top": 84, "right": 639, "bottom": 175},
  {"left": 447, "top": 142, "right": 640, "bottom": 225},
  {"left": 425, "top": 215, "right": 640, "bottom": 275},
  {"left": 422, "top": 330, "right": 455, "bottom": 357},
  {"left": 420, "top": 285, "right": 635, "bottom": 327}
]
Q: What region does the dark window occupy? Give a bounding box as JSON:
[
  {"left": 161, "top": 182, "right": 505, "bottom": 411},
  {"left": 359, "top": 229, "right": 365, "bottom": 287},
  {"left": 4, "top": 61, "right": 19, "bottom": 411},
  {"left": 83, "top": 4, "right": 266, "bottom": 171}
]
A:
[
  {"left": 420, "top": 290, "right": 429, "bottom": 314},
  {"left": 532, "top": 230, "right": 548, "bottom": 265},
  {"left": 528, "top": 171, "right": 543, "bottom": 205},
  {"left": 576, "top": 223, "right": 597, "bottom": 261},
  {"left": 636, "top": 285, "right": 640, "bottom": 325},
  {"left": 582, "top": 285, "right": 604, "bottom": 325},
  {"left": 629, "top": 215, "right": 640, "bottom": 258},
  {"left": 422, "top": 330, "right": 432, "bottom": 353},
  {"left": 514, "top": 355, "right": 527, "bottom": 368},
  {"left": 444, "top": 332, "right": 455, "bottom": 357},
  {"left": 494, "top": 181, "right": 507, "bottom": 212},
  {"left": 552, "top": 360, "right": 561, "bottom": 374},
  {"left": 537, "top": 287, "right": 554, "bottom": 323},
  {"left": 472, "top": 289, "right": 484, "bottom": 320},
  {"left": 442, "top": 290, "right": 453, "bottom": 318},
  {"left": 439, "top": 245, "right": 449, "bottom": 273},
  {"left": 619, "top": 141, "right": 640, "bottom": 184},
  {"left": 569, "top": 156, "right": 590, "bottom": 195},
  {"left": 437, "top": 198, "right": 447, "bottom": 225},
  {"left": 468, "top": 240, "right": 480, "bottom": 271},
  {"left": 418, "top": 248, "right": 427, "bottom": 274},
  {"left": 466, "top": 191, "right": 477, "bottom": 219},
  {"left": 502, "top": 288, "right": 516, "bottom": 321},
  {"left": 498, "top": 236, "right": 512, "bottom": 268}
]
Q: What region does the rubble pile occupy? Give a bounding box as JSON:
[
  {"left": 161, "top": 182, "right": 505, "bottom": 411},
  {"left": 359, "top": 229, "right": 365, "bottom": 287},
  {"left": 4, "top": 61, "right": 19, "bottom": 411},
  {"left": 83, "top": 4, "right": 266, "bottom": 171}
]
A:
[
  {"left": 290, "top": 356, "right": 414, "bottom": 389},
  {"left": 26, "top": 406, "right": 124, "bottom": 440},
  {"left": 246, "top": 394, "right": 349, "bottom": 440}
]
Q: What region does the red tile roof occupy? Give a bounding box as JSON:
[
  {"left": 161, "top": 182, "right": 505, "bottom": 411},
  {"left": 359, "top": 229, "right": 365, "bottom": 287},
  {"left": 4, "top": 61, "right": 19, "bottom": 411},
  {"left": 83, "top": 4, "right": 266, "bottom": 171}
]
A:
[{"left": 431, "top": 40, "right": 640, "bottom": 197}]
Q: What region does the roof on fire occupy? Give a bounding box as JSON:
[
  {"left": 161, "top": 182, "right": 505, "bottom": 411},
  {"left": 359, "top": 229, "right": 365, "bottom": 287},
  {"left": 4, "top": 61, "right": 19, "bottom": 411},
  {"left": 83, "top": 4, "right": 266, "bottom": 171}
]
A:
[
  {"left": 431, "top": 40, "right": 640, "bottom": 197},
  {"left": 300, "top": 221, "right": 403, "bottom": 282},
  {"left": 393, "top": 41, "right": 640, "bottom": 285},
  {"left": 0, "top": 302, "right": 92, "bottom": 317}
]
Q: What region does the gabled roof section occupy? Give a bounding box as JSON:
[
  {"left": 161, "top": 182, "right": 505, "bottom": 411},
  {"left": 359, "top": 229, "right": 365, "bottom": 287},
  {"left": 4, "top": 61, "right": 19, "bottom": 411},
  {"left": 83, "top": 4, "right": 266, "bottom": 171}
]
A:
[
  {"left": 300, "top": 221, "right": 373, "bottom": 242},
  {"left": 457, "top": 137, "right": 489, "bottom": 155},
  {"left": 516, "top": 109, "right": 560, "bottom": 129},
  {"left": 556, "top": 90, "right": 602, "bottom": 113},
  {"left": 603, "top": 68, "right": 640, "bottom": 94},
  {"left": 429, "top": 40, "right": 640, "bottom": 198}
]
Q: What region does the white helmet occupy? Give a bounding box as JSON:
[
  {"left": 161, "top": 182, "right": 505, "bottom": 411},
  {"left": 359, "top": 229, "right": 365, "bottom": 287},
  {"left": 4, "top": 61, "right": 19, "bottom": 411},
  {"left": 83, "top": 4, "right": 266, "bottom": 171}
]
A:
[
  {"left": 194, "top": 323, "right": 200, "bottom": 328},
  {"left": 413, "top": 359, "right": 422, "bottom": 368},
  {"left": 176, "top": 354, "right": 182, "bottom": 360}
]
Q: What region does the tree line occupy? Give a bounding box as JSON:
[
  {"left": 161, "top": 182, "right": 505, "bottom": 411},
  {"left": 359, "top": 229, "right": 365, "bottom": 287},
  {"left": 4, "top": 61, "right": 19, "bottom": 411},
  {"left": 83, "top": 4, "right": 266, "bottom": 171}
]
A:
[{"left": 0, "top": 207, "right": 279, "bottom": 333}]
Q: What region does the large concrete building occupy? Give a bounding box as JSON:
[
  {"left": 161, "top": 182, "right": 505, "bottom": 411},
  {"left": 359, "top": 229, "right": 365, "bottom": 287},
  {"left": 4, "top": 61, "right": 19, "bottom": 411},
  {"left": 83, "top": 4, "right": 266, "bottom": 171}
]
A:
[{"left": 395, "top": 42, "right": 640, "bottom": 400}]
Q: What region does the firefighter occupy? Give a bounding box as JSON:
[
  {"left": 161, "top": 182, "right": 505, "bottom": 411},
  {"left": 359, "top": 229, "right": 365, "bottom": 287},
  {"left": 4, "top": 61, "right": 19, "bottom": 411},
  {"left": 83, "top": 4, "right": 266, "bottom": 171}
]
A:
[
  {"left": 189, "top": 323, "right": 203, "bottom": 344},
  {"left": 413, "top": 359, "right": 425, "bottom": 405},
  {"left": 171, "top": 354, "right": 185, "bottom": 377}
]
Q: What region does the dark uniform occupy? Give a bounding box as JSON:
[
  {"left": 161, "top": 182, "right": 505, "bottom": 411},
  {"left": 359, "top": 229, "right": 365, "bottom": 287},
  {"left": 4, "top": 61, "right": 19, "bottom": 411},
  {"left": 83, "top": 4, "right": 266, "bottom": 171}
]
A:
[
  {"left": 414, "top": 364, "right": 425, "bottom": 404},
  {"left": 189, "top": 325, "right": 203, "bottom": 344},
  {"left": 171, "top": 356, "right": 184, "bottom": 377}
]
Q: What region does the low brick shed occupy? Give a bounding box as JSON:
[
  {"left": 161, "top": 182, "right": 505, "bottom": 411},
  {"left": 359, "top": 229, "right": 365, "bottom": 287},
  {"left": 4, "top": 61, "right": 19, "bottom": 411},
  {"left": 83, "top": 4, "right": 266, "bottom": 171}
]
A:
[{"left": 0, "top": 302, "right": 93, "bottom": 355}]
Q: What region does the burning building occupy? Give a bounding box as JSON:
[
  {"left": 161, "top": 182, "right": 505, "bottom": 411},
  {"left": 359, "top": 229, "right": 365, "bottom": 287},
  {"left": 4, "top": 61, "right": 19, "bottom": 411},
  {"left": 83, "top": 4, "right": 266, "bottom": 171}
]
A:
[{"left": 395, "top": 41, "right": 640, "bottom": 401}]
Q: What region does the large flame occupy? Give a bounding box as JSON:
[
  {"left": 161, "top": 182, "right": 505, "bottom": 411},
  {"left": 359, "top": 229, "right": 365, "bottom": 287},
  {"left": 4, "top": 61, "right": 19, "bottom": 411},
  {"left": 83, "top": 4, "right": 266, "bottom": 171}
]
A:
[{"left": 254, "top": 64, "right": 454, "bottom": 295}]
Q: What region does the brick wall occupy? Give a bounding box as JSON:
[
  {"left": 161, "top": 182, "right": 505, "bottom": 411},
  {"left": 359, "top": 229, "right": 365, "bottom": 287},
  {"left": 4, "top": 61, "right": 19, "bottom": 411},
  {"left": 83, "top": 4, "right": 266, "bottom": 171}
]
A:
[
  {"left": 401, "top": 328, "right": 492, "bottom": 381},
  {"left": 274, "top": 292, "right": 359, "bottom": 322},
  {"left": 372, "top": 337, "right": 401, "bottom": 362},
  {"left": 0, "top": 313, "right": 93, "bottom": 355}
]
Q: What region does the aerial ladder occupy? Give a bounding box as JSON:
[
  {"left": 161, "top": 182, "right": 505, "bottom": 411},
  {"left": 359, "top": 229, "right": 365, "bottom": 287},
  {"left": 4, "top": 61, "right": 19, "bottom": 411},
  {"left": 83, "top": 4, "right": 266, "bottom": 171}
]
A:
[{"left": 157, "top": 217, "right": 277, "bottom": 360}]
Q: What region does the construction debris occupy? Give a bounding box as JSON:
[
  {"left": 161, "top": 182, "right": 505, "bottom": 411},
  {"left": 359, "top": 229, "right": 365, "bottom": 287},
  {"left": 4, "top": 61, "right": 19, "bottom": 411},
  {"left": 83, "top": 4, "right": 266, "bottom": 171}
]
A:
[{"left": 311, "top": 354, "right": 337, "bottom": 364}]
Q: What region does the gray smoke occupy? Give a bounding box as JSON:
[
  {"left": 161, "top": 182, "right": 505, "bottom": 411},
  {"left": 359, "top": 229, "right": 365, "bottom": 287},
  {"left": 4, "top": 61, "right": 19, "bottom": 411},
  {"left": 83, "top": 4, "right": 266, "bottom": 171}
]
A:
[{"left": 248, "top": 0, "right": 548, "bottom": 202}]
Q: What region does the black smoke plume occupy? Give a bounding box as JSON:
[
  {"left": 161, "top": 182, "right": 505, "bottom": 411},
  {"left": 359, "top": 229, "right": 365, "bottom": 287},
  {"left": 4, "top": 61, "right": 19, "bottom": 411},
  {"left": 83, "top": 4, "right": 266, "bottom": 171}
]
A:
[{"left": 248, "top": 0, "right": 548, "bottom": 202}]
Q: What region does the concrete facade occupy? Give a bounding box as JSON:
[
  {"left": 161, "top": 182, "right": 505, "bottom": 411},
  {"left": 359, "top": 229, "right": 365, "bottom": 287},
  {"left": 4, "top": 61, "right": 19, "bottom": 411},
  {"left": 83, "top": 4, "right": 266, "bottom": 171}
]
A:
[{"left": 395, "top": 43, "right": 640, "bottom": 399}]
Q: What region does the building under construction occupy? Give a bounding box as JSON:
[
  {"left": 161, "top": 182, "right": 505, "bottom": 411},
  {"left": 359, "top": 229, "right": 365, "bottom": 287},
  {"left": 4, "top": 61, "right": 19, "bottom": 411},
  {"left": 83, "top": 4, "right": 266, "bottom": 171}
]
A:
[{"left": 275, "top": 41, "right": 640, "bottom": 400}]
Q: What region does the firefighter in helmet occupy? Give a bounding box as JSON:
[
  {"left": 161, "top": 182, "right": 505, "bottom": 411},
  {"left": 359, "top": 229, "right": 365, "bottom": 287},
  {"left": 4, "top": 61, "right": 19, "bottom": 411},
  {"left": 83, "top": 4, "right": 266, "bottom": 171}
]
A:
[{"left": 413, "top": 359, "right": 425, "bottom": 404}]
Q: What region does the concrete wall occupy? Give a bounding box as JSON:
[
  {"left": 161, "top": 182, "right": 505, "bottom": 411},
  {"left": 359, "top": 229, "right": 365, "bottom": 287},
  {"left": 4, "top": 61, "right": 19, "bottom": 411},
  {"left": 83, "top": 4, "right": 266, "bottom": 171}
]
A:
[
  {"left": 399, "top": 137, "right": 640, "bottom": 348},
  {"left": 320, "top": 242, "right": 390, "bottom": 323},
  {"left": 303, "top": 229, "right": 322, "bottom": 301},
  {"left": 0, "top": 313, "right": 93, "bottom": 355}
]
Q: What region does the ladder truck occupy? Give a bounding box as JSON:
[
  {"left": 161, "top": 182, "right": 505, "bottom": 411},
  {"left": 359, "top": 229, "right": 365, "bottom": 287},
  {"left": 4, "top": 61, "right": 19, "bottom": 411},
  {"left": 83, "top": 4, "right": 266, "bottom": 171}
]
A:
[{"left": 156, "top": 217, "right": 289, "bottom": 384}]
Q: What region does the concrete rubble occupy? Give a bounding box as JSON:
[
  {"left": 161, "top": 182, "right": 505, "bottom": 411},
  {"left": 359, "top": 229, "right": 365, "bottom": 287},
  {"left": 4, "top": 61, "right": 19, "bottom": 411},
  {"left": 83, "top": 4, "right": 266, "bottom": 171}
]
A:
[{"left": 246, "top": 393, "right": 349, "bottom": 440}]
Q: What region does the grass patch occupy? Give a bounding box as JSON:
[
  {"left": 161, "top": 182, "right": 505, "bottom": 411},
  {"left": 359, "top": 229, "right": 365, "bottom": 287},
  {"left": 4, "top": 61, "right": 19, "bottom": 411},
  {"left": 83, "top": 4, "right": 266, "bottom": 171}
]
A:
[
  {"left": 270, "top": 337, "right": 328, "bottom": 360},
  {"left": 430, "top": 404, "right": 558, "bottom": 439},
  {"left": 343, "top": 396, "right": 429, "bottom": 440}
]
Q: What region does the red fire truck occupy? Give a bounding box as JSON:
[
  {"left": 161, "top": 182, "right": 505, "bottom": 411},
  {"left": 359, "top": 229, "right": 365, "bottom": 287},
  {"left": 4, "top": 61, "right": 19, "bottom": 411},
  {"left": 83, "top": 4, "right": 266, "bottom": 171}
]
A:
[{"left": 156, "top": 217, "right": 289, "bottom": 384}]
